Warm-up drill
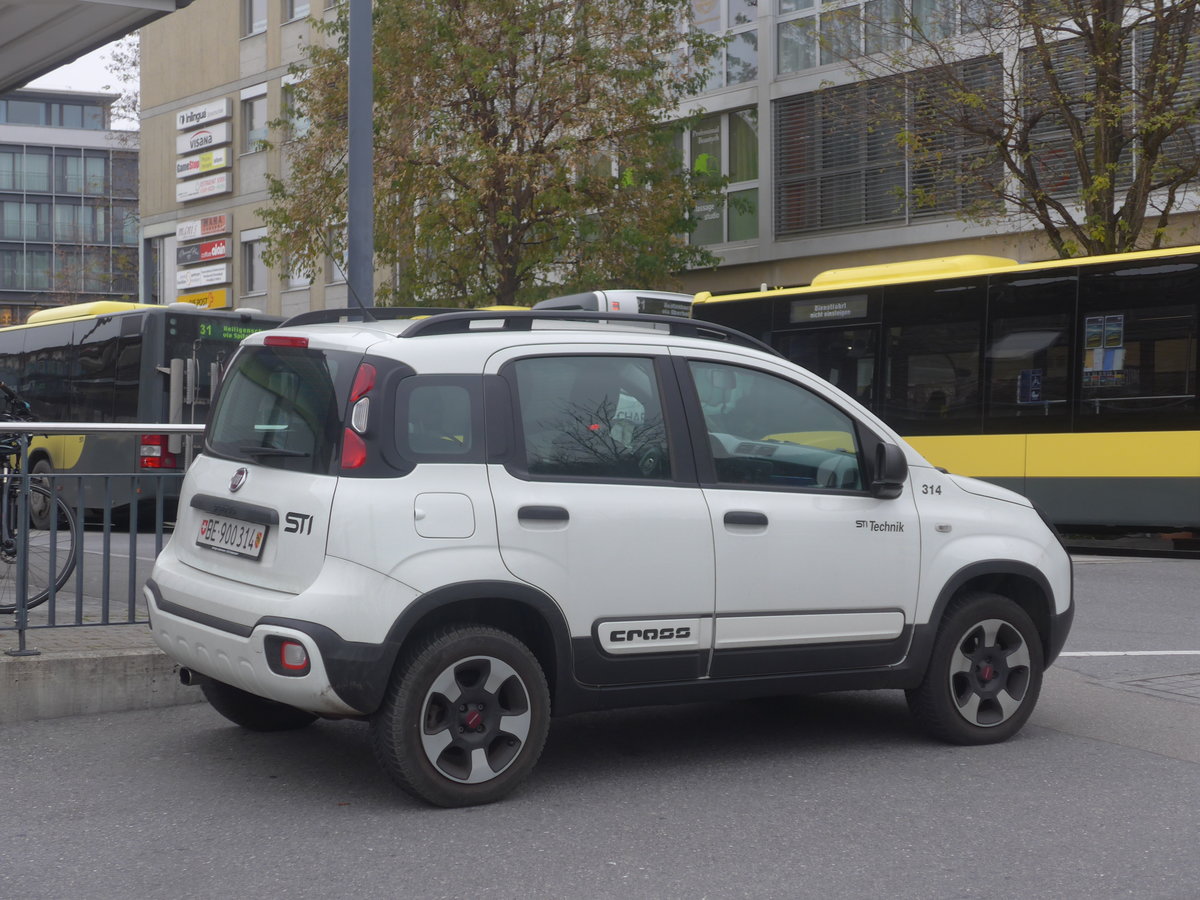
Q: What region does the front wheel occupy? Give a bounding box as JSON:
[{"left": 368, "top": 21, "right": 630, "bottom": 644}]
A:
[
  {"left": 371, "top": 625, "right": 550, "bottom": 807},
  {"left": 907, "top": 592, "right": 1044, "bottom": 745}
]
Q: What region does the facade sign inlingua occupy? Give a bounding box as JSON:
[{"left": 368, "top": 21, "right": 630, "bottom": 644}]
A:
[{"left": 176, "top": 99, "right": 232, "bottom": 131}]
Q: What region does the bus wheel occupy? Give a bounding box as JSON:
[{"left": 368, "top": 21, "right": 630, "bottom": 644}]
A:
[
  {"left": 29, "top": 460, "right": 54, "bottom": 530},
  {"left": 907, "top": 592, "right": 1044, "bottom": 745}
]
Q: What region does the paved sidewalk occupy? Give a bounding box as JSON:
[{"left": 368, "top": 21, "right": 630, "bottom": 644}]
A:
[{"left": 0, "top": 621, "right": 203, "bottom": 723}]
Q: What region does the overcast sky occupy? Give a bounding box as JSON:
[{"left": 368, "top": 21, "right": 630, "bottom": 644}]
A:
[{"left": 28, "top": 41, "right": 124, "bottom": 93}]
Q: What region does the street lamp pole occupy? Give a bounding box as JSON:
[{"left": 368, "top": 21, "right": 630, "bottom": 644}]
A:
[{"left": 347, "top": 0, "right": 375, "bottom": 309}]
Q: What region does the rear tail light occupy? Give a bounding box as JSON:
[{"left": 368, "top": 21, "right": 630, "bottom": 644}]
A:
[
  {"left": 341, "top": 363, "right": 377, "bottom": 471},
  {"left": 139, "top": 434, "right": 178, "bottom": 469}
]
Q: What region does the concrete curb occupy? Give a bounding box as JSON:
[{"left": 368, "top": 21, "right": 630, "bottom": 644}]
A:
[{"left": 0, "top": 647, "right": 204, "bottom": 724}]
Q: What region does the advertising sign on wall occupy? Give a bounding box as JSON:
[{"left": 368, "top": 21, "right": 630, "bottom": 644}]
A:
[
  {"left": 176, "top": 172, "right": 232, "bottom": 202},
  {"left": 176, "top": 214, "right": 232, "bottom": 242},
  {"left": 176, "top": 263, "right": 231, "bottom": 290},
  {"left": 176, "top": 148, "right": 231, "bottom": 179},
  {"left": 176, "top": 99, "right": 232, "bottom": 131},
  {"left": 176, "top": 122, "right": 233, "bottom": 155},
  {"left": 176, "top": 289, "right": 230, "bottom": 309}
]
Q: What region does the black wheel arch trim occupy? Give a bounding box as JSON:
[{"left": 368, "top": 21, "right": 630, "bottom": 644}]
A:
[
  {"left": 260, "top": 580, "right": 575, "bottom": 715},
  {"left": 912, "top": 559, "right": 1073, "bottom": 677}
]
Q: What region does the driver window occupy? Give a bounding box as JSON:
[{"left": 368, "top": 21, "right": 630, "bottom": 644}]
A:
[
  {"left": 513, "top": 355, "right": 671, "bottom": 480},
  {"left": 690, "top": 361, "right": 864, "bottom": 490}
]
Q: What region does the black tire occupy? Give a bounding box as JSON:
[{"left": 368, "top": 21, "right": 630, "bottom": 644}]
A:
[
  {"left": 200, "top": 678, "right": 318, "bottom": 732},
  {"left": 907, "top": 592, "right": 1045, "bottom": 745},
  {"left": 370, "top": 625, "right": 550, "bottom": 808}
]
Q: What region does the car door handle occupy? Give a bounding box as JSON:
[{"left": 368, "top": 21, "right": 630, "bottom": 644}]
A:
[
  {"left": 724, "top": 510, "right": 768, "bottom": 527},
  {"left": 518, "top": 505, "right": 569, "bottom": 523}
]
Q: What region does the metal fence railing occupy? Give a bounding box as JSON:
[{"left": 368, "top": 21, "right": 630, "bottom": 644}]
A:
[{"left": 0, "top": 422, "right": 204, "bottom": 657}]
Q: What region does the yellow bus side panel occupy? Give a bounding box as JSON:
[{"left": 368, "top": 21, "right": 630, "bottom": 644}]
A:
[
  {"left": 906, "top": 434, "right": 1028, "bottom": 478},
  {"left": 908, "top": 432, "right": 1200, "bottom": 479},
  {"left": 30, "top": 434, "right": 86, "bottom": 470}
]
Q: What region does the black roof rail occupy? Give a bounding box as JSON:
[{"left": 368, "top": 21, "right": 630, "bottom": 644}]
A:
[
  {"left": 279, "top": 306, "right": 463, "bottom": 328},
  {"left": 399, "top": 309, "right": 781, "bottom": 356}
]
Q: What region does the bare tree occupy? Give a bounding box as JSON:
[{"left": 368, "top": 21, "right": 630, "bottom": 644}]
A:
[{"left": 830, "top": 0, "right": 1200, "bottom": 257}]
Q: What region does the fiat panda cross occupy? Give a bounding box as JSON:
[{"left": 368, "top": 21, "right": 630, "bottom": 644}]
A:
[{"left": 146, "top": 308, "right": 1074, "bottom": 807}]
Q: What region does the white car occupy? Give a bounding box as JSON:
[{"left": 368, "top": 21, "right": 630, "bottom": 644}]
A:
[{"left": 146, "top": 308, "right": 1073, "bottom": 807}]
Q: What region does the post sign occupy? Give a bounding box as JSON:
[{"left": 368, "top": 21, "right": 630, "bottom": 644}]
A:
[
  {"left": 176, "top": 172, "right": 232, "bottom": 202},
  {"left": 176, "top": 263, "right": 231, "bottom": 290},
  {"left": 176, "top": 123, "right": 233, "bottom": 156},
  {"left": 177, "top": 214, "right": 231, "bottom": 242},
  {"left": 176, "top": 99, "right": 232, "bottom": 131},
  {"left": 176, "top": 148, "right": 231, "bottom": 179},
  {"left": 176, "top": 289, "right": 230, "bottom": 309}
]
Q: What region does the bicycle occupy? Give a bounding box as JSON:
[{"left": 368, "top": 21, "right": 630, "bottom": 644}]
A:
[{"left": 0, "top": 381, "right": 77, "bottom": 614}]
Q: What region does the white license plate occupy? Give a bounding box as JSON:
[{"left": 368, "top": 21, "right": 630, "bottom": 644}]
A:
[{"left": 196, "top": 515, "right": 267, "bottom": 559}]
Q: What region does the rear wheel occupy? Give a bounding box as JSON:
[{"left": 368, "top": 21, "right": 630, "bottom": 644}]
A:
[
  {"left": 28, "top": 460, "right": 54, "bottom": 530},
  {"left": 200, "top": 678, "right": 318, "bottom": 731},
  {"left": 371, "top": 625, "right": 550, "bottom": 807},
  {"left": 907, "top": 592, "right": 1044, "bottom": 745}
]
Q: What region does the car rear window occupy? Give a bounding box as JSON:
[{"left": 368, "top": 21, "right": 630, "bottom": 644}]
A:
[{"left": 207, "top": 344, "right": 355, "bottom": 473}]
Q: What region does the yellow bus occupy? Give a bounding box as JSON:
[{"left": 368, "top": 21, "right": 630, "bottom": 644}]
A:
[
  {"left": 0, "top": 301, "right": 281, "bottom": 524},
  {"left": 691, "top": 245, "right": 1200, "bottom": 532}
]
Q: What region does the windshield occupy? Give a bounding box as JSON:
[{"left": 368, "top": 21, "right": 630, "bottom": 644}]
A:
[
  {"left": 165, "top": 313, "right": 282, "bottom": 415},
  {"left": 207, "top": 344, "right": 353, "bottom": 474}
]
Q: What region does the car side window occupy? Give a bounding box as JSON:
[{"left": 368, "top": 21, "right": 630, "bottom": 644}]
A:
[
  {"left": 512, "top": 355, "right": 672, "bottom": 480},
  {"left": 689, "top": 360, "right": 864, "bottom": 490}
]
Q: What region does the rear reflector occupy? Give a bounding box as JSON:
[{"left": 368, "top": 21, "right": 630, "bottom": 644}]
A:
[
  {"left": 281, "top": 641, "right": 309, "bottom": 671},
  {"left": 341, "top": 428, "right": 367, "bottom": 469},
  {"left": 264, "top": 335, "right": 310, "bottom": 348}
]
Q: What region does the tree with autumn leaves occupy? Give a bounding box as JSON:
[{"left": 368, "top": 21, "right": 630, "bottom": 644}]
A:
[{"left": 261, "top": 0, "right": 724, "bottom": 307}]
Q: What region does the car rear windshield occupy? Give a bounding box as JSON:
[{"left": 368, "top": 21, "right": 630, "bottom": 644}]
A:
[{"left": 206, "top": 344, "right": 355, "bottom": 473}]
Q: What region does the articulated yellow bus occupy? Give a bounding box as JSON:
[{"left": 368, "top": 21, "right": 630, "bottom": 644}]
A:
[
  {"left": 0, "top": 301, "right": 281, "bottom": 524},
  {"left": 692, "top": 245, "right": 1200, "bottom": 531}
]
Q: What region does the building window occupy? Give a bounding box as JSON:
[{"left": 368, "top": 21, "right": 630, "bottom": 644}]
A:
[
  {"left": 325, "top": 225, "right": 347, "bottom": 283},
  {"left": 243, "top": 238, "right": 268, "bottom": 294},
  {"left": 22, "top": 151, "right": 50, "bottom": 192},
  {"left": 243, "top": 0, "right": 268, "bottom": 36},
  {"left": 688, "top": 108, "right": 759, "bottom": 245},
  {"left": 282, "top": 84, "right": 310, "bottom": 140},
  {"left": 774, "top": 82, "right": 906, "bottom": 235},
  {"left": 284, "top": 0, "right": 311, "bottom": 20},
  {"left": 241, "top": 90, "right": 269, "bottom": 153},
  {"left": 692, "top": 0, "right": 758, "bottom": 91}
]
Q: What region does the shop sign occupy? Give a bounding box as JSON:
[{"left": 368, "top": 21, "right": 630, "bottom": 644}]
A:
[
  {"left": 176, "top": 122, "right": 232, "bottom": 155},
  {"left": 176, "top": 289, "right": 230, "bottom": 310},
  {"left": 176, "top": 99, "right": 232, "bottom": 131},
  {"left": 176, "top": 214, "right": 231, "bottom": 242},
  {"left": 176, "top": 148, "right": 231, "bottom": 179},
  {"left": 176, "top": 172, "right": 232, "bottom": 202},
  {"left": 176, "top": 263, "right": 231, "bottom": 290}
]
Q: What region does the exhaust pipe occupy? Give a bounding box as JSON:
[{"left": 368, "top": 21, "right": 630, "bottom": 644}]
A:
[{"left": 179, "top": 667, "right": 206, "bottom": 687}]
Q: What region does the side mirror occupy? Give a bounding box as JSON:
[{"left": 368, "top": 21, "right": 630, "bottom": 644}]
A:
[{"left": 871, "top": 442, "right": 908, "bottom": 500}]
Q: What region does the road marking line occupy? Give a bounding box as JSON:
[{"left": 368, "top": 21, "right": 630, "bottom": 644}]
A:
[{"left": 1060, "top": 650, "right": 1200, "bottom": 657}]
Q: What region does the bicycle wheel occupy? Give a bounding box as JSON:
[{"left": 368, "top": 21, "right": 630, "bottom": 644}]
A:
[{"left": 0, "top": 484, "right": 78, "bottom": 613}]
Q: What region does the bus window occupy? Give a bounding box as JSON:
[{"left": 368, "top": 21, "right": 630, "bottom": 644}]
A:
[
  {"left": 880, "top": 281, "right": 985, "bottom": 435},
  {"left": 778, "top": 327, "right": 878, "bottom": 406},
  {"left": 984, "top": 274, "right": 1073, "bottom": 433},
  {"left": 1078, "top": 261, "right": 1199, "bottom": 428},
  {"left": 74, "top": 317, "right": 122, "bottom": 422}
]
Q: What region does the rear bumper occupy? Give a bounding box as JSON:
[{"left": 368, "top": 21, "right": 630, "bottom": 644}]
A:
[{"left": 145, "top": 579, "right": 364, "bottom": 716}]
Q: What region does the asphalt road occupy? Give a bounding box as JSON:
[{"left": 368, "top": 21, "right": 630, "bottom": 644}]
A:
[{"left": 3, "top": 555, "right": 1199, "bottom": 899}]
